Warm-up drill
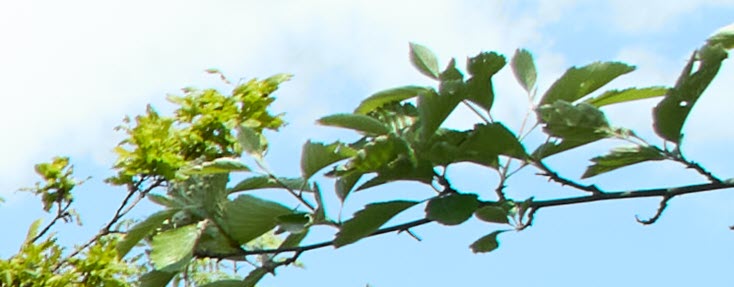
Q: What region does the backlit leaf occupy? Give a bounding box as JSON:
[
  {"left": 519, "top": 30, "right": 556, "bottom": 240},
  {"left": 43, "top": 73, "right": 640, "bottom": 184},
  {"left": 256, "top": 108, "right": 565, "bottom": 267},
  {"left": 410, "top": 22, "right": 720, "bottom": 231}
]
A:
[
  {"left": 301, "top": 141, "right": 356, "bottom": 179},
  {"left": 318, "top": 113, "right": 389, "bottom": 135},
  {"left": 708, "top": 22, "right": 734, "bottom": 50},
  {"left": 117, "top": 209, "right": 180, "bottom": 258},
  {"left": 584, "top": 87, "right": 668, "bottom": 107},
  {"left": 582, "top": 146, "right": 665, "bottom": 178},
  {"left": 183, "top": 157, "right": 251, "bottom": 175},
  {"left": 426, "top": 193, "right": 479, "bottom": 226},
  {"left": 229, "top": 176, "right": 311, "bottom": 194},
  {"left": 150, "top": 223, "right": 203, "bottom": 271},
  {"left": 540, "top": 62, "right": 635, "bottom": 105},
  {"left": 222, "top": 195, "right": 292, "bottom": 244},
  {"left": 237, "top": 125, "right": 266, "bottom": 157},
  {"left": 409, "top": 42, "right": 440, "bottom": 79},
  {"left": 511, "top": 49, "right": 537, "bottom": 92},
  {"left": 335, "top": 200, "right": 418, "bottom": 247},
  {"left": 354, "top": 86, "right": 431, "bottom": 115}
]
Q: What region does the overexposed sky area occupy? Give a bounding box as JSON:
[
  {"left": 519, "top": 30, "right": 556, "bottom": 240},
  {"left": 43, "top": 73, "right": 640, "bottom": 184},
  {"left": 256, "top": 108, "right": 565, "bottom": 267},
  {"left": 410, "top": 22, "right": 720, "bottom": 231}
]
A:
[{"left": 1, "top": 1, "right": 733, "bottom": 286}]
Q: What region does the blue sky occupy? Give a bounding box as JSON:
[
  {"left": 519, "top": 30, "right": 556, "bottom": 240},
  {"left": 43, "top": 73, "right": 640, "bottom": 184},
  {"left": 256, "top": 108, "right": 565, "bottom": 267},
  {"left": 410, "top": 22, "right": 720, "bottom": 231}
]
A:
[{"left": 1, "top": 1, "right": 734, "bottom": 286}]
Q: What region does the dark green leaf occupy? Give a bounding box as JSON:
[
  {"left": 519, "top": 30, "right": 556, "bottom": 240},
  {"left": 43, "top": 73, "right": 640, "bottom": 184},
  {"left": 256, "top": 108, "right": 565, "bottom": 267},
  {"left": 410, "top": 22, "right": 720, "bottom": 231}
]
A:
[
  {"left": 280, "top": 229, "right": 309, "bottom": 249},
  {"left": 538, "top": 101, "right": 611, "bottom": 140},
  {"left": 222, "top": 195, "right": 292, "bottom": 244},
  {"left": 654, "top": 46, "right": 727, "bottom": 143},
  {"left": 200, "top": 280, "right": 245, "bottom": 287},
  {"left": 584, "top": 87, "right": 668, "bottom": 107},
  {"left": 335, "top": 173, "right": 362, "bottom": 202},
  {"left": 355, "top": 158, "right": 435, "bottom": 191},
  {"left": 466, "top": 52, "right": 505, "bottom": 112},
  {"left": 117, "top": 209, "right": 180, "bottom": 259},
  {"left": 475, "top": 206, "right": 509, "bottom": 224},
  {"left": 147, "top": 193, "right": 177, "bottom": 208},
  {"left": 540, "top": 62, "right": 635, "bottom": 105},
  {"left": 335, "top": 200, "right": 418, "bottom": 247},
  {"left": 230, "top": 176, "right": 311, "bottom": 194},
  {"left": 532, "top": 138, "right": 601, "bottom": 159},
  {"left": 418, "top": 88, "right": 461, "bottom": 140},
  {"left": 138, "top": 270, "right": 176, "bottom": 287},
  {"left": 318, "top": 113, "right": 390, "bottom": 135},
  {"left": 460, "top": 123, "right": 527, "bottom": 160},
  {"left": 355, "top": 86, "right": 431, "bottom": 115},
  {"left": 511, "top": 49, "right": 537, "bottom": 92},
  {"left": 426, "top": 193, "right": 479, "bottom": 226},
  {"left": 470, "top": 230, "right": 505, "bottom": 253},
  {"left": 150, "top": 223, "right": 203, "bottom": 271},
  {"left": 424, "top": 129, "right": 498, "bottom": 168},
  {"left": 582, "top": 146, "right": 665, "bottom": 178},
  {"left": 346, "top": 135, "right": 413, "bottom": 173},
  {"left": 409, "top": 42, "right": 440, "bottom": 79},
  {"left": 183, "top": 157, "right": 251, "bottom": 175},
  {"left": 276, "top": 213, "right": 310, "bottom": 234},
  {"left": 301, "top": 141, "right": 356, "bottom": 179},
  {"left": 440, "top": 58, "right": 464, "bottom": 81},
  {"left": 241, "top": 268, "right": 268, "bottom": 287}
]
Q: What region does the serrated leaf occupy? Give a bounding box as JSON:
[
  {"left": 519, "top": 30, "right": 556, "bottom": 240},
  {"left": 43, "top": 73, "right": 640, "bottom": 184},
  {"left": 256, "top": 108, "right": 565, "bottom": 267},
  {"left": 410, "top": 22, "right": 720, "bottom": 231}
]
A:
[
  {"left": 237, "top": 125, "right": 266, "bottom": 157},
  {"left": 424, "top": 129, "right": 498, "bottom": 168},
  {"left": 318, "top": 113, "right": 389, "bottom": 135},
  {"left": 426, "top": 193, "right": 479, "bottom": 226},
  {"left": 334, "top": 200, "right": 418, "bottom": 247},
  {"left": 200, "top": 280, "right": 245, "bottom": 287},
  {"left": 335, "top": 173, "right": 362, "bottom": 202},
  {"left": 229, "top": 176, "right": 311, "bottom": 194},
  {"left": 708, "top": 22, "right": 734, "bottom": 50},
  {"left": 222, "top": 195, "right": 292, "bottom": 244},
  {"left": 460, "top": 123, "right": 527, "bottom": 160},
  {"left": 184, "top": 157, "right": 251, "bottom": 175},
  {"left": 511, "top": 49, "right": 537, "bottom": 92},
  {"left": 418, "top": 88, "right": 461, "bottom": 140},
  {"left": 538, "top": 101, "right": 611, "bottom": 140},
  {"left": 276, "top": 213, "right": 310, "bottom": 234},
  {"left": 138, "top": 270, "right": 176, "bottom": 287},
  {"left": 117, "top": 209, "right": 180, "bottom": 258},
  {"left": 466, "top": 51, "right": 505, "bottom": 112},
  {"left": 354, "top": 86, "right": 431, "bottom": 115},
  {"left": 475, "top": 206, "right": 509, "bottom": 224},
  {"left": 654, "top": 46, "right": 727, "bottom": 143},
  {"left": 540, "top": 62, "right": 635, "bottom": 105},
  {"left": 584, "top": 86, "right": 668, "bottom": 107},
  {"left": 582, "top": 146, "right": 665, "bottom": 178},
  {"left": 241, "top": 268, "right": 268, "bottom": 287},
  {"left": 346, "top": 135, "right": 412, "bottom": 173},
  {"left": 150, "top": 223, "right": 203, "bottom": 271},
  {"left": 301, "top": 141, "right": 356, "bottom": 179},
  {"left": 470, "top": 230, "right": 504, "bottom": 253},
  {"left": 409, "top": 42, "right": 440, "bottom": 79}
]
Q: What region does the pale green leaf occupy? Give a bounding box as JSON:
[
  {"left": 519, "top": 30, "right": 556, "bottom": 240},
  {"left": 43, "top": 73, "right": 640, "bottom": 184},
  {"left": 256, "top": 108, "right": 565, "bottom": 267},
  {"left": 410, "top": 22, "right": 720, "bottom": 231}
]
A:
[
  {"left": 470, "top": 230, "right": 505, "bottom": 253},
  {"left": 475, "top": 206, "right": 509, "bottom": 224},
  {"left": 237, "top": 125, "right": 266, "bottom": 157},
  {"left": 222, "top": 195, "right": 292, "bottom": 244},
  {"left": 707, "top": 22, "right": 734, "bottom": 50},
  {"left": 582, "top": 146, "right": 665, "bottom": 178},
  {"left": 540, "top": 62, "right": 635, "bottom": 105},
  {"left": 538, "top": 101, "right": 611, "bottom": 140},
  {"left": 354, "top": 86, "right": 431, "bottom": 115},
  {"left": 23, "top": 219, "right": 43, "bottom": 244},
  {"left": 426, "top": 193, "right": 479, "bottom": 226},
  {"left": 335, "top": 200, "right": 418, "bottom": 247},
  {"left": 409, "top": 42, "right": 440, "bottom": 79},
  {"left": 418, "top": 88, "right": 461, "bottom": 140},
  {"left": 584, "top": 86, "right": 668, "bottom": 107},
  {"left": 318, "top": 113, "right": 389, "bottom": 135},
  {"left": 511, "top": 49, "right": 537, "bottom": 92},
  {"left": 229, "top": 176, "right": 311, "bottom": 194},
  {"left": 150, "top": 223, "right": 203, "bottom": 271},
  {"left": 301, "top": 141, "right": 356, "bottom": 179},
  {"left": 335, "top": 173, "right": 362, "bottom": 202},
  {"left": 117, "top": 209, "right": 180, "bottom": 259},
  {"left": 183, "top": 157, "right": 251, "bottom": 175}
]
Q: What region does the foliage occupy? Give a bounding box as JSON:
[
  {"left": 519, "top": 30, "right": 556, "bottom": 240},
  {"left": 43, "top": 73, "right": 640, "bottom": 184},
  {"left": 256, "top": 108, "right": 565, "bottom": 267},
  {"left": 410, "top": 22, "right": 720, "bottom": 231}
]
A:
[{"left": 2, "top": 23, "right": 734, "bottom": 287}]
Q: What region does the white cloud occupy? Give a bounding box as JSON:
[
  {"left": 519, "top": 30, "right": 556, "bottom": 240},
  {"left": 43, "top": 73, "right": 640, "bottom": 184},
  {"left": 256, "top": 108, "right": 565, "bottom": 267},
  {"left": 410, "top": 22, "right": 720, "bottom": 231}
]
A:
[{"left": 605, "top": 0, "right": 734, "bottom": 34}]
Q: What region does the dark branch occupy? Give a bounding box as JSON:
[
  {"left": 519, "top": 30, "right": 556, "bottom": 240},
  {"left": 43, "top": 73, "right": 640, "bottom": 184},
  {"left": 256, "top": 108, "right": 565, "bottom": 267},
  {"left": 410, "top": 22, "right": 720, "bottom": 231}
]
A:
[
  {"left": 636, "top": 195, "right": 671, "bottom": 225},
  {"left": 534, "top": 160, "right": 602, "bottom": 194}
]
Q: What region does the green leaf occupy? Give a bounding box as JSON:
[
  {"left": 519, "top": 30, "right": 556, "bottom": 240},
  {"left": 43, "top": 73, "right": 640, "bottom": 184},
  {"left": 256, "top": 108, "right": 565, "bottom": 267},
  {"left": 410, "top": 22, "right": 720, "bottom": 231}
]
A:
[
  {"left": 150, "top": 222, "right": 204, "bottom": 271},
  {"left": 318, "top": 113, "right": 389, "bottom": 135},
  {"left": 355, "top": 158, "right": 435, "bottom": 191},
  {"left": 276, "top": 213, "right": 311, "bottom": 234},
  {"left": 301, "top": 141, "right": 356, "bottom": 179},
  {"left": 280, "top": 229, "right": 309, "bottom": 249},
  {"left": 584, "top": 86, "right": 668, "bottom": 107},
  {"left": 354, "top": 86, "right": 431, "bottom": 115},
  {"left": 466, "top": 51, "right": 505, "bottom": 112},
  {"left": 654, "top": 46, "right": 727, "bottom": 143},
  {"left": 138, "top": 270, "right": 176, "bottom": 287},
  {"left": 475, "top": 206, "right": 509, "bottom": 224},
  {"left": 582, "top": 146, "right": 665, "bottom": 178},
  {"left": 222, "top": 195, "right": 292, "bottom": 244},
  {"left": 117, "top": 209, "right": 180, "bottom": 258},
  {"left": 229, "top": 176, "right": 311, "bottom": 194},
  {"left": 237, "top": 124, "right": 266, "bottom": 157},
  {"left": 334, "top": 200, "right": 418, "bottom": 247},
  {"left": 200, "top": 280, "right": 246, "bottom": 287},
  {"left": 511, "top": 49, "right": 537, "bottom": 92},
  {"left": 346, "top": 135, "right": 412, "bottom": 173},
  {"left": 418, "top": 88, "right": 461, "bottom": 140},
  {"left": 708, "top": 22, "right": 734, "bottom": 50},
  {"left": 147, "top": 193, "right": 177, "bottom": 208},
  {"left": 540, "top": 62, "right": 635, "bottom": 105},
  {"left": 424, "top": 129, "right": 498, "bottom": 168},
  {"left": 470, "top": 230, "right": 505, "bottom": 253},
  {"left": 426, "top": 193, "right": 479, "bottom": 226},
  {"left": 460, "top": 123, "right": 528, "bottom": 160},
  {"left": 183, "top": 157, "right": 251, "bottom": 175},
  {"left": 23, "top": 219, "right": 43, "bottom": 244},
  {"left": 335, "top": 173, "right": 362, "bottom": 202},
  {"left": 538, "top": 101, "right": 611, "bottom": 140},
  {"left": 409, "top": 42, "right": 440, "bottom": 79},
  {"left": 532, "top": 138, "right": 601, "bottom": 159},
  {"left": 440, "top": 58, "right": 464, "bottom": 81},
  {"left": 241, "top": 268, "right": 268, "bottom": 287}
]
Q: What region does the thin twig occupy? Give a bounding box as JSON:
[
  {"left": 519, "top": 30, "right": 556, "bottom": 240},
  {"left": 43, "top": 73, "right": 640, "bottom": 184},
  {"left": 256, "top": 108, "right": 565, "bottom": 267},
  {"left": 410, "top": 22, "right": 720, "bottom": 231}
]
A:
[
  {"left": 534, "top": 160, "right": 602, "bottom": 194},
  {"left": 462, "top": 100, "right": 492, "bottom": 123},
  {"left": 32, "top": 200, "right": 74, "bottom": 243}
]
